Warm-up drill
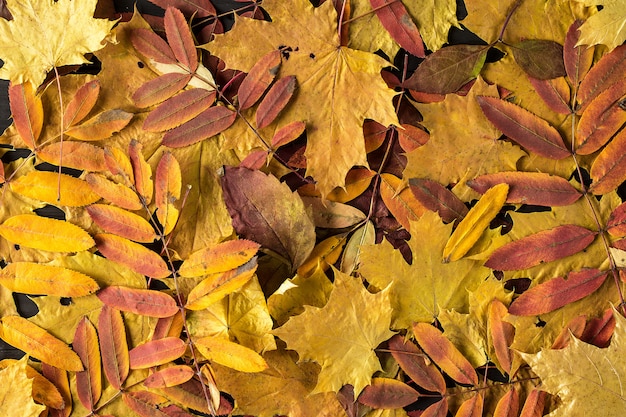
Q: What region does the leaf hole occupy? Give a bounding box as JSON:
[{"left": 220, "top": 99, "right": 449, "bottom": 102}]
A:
[
  {"left": 60, "top": 297, "right": 72, "bottom": 306},
  {"left": 535, "top": 318, "right": 546, "bottom": 327},
  {"left": 137, "top": 61, "right": 145, "bottom": 69},
  {"left": 12, "top": 293, "right": 39, "bottom": 318},
  {"left": 34, "top": 205, "right": 66, "bottom": 221},
  {"left": 504, "top": 277, "right": 531, "bottom": 294}
]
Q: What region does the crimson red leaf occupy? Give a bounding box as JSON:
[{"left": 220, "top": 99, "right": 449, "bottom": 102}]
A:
[
  {"left": 578, "top": 44, "right": 626, "bottom": 112},
  {"left": 357, "top": 378, "right": 419, "bottom": 408},
  {"left": 256, "top": 75, "right": 297, "bottom": 129},
  {"left": 589, "top": 129, "right": 626, "bottom": 195},
  {"left": 607, "top": 202, "right": 626, "bottom": 237},
  {"left": 129, "top": 337, "right": 186, "bottom": 369},
  {"left": 370, "top": 0, "right": 425, "bottom": 58},
  {"left": 486, "top": 225, "right": 597, "bottom": 271},
  {"left": 133, "top": 73, "right": 192, "bottom": 108},
  {"left": 512, "top": 40, "right": 565, "bottom": 80},
  {"left": 97, "top": 286, "right": 178, "bottom": 318},
  {"left": 408, "top": 178, "right": 468, "bottom": 223},
  {"left": 164, "top": 7, "right": 198, "bottom": 72},
  {"left": 238, "top": 50, "right": 281, "bottom": 110},
  {"left": 467, "top": 171, "right": 581, "bottom": 207},
  {"left": 162, "top": 105, "right": 237, "bottom": 148},
  {"left": 527, "top": 77, "right": 571, "bottom": 115},
  {"left": 131, "top": 28, "right": 177, "bottom": 64},
  {"left": 397, "top": 124, "right": 428, "bottom": 152},
  {"left": 476, "top": 95, "right": 570, "bottom": 159},
  {"left": 509, "top": 269, "right": 607, "bottom": 316},
  {"left": 564, "top": 20, "right": 594, "bottom": 87}
]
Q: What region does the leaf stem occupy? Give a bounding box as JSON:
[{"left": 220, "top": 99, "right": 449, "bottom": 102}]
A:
[
  {"left": 497, "top": 0, "right": 524, "bottom": 42},
  {"left": 52, "top": 66, "right": 64, "bottom": 202}
]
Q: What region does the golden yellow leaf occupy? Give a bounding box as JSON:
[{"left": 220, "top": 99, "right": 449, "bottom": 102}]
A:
[
  {"left": 195, "top": 337, "right": 268, "bottom": 373},
  {"left": 0, "top": 0, "right": 116, "bottom": 87},
  {"left": 573, "top": 0, "right": 626, "bottom": 51},
  {"left": 0, "top": 262, "right": 99, "bottom": 297},
  {"left": 9, "top": 171, "right": 100, "bottom": 207},
  {"left": 0, "top": 214, "right": 94, "bottom": 252},
  {"left": 0, "top": 357, "right": 46, "bottom": 417},
  {"left": 179, "top": 239, "right": 260, "bottom": 278},
  {"left": 185, "top": 266, "right": 257, "bottom": 310}
]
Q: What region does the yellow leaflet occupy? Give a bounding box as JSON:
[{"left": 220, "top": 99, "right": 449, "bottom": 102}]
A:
[
  {"left": 443, "top": 183, "right": 509, "bottom": 262},
  {"left": 195, "top": 336, "right": 268, "bottom": 373}
]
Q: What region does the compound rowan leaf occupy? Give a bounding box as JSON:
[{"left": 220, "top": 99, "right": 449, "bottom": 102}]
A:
[
  {"left": 0, "top": 0, "right": 116, "bottom": 87},
  {"left": 95, "top": 233, "right": 171, "bottom": 278},
  {"left": 256, "top": 75, "right": 297, "bottom": 129},
  {"left": 380, "top": 173, "right": 426, "bottom": 232},
  {"left": 129, "top": 337, "right": 187, "bottom": 369},
  {"left": 408, "top": 178, "right": 468, "bottom": 223},
  {"left": 0, "top": 214, "right": 94, "bottom": 252},
  {"left": 144, "top": 365, "right": 195, "bottom": 388},
  {"left": 477, "top": 95, "right": 570, "bottom": 159},
  {"left": 64, "top": 79, "right": 100, "bottom": 127},
  {"left": 0, "top": 262, "right": 98, "bottom": 297},
  {"left": 412, "top": 322, "right": 478, "bottom": 386},
  {"left": 65, "top": 109, "right": 133, "bottom": 141},
  {"left": 467, "top": 172, "right": 581, "bottom": 206},
  {"left": 10, "top": 170, "right": 100, "bottom": 207},
  {"left": 0, "top": 358, "right": 46, "bottom": 417},
  {"left": 238, "top": 50, "right": 282, "bottom": 110},
  {"left": 143, "top": 89, "right": 216, "bottom": 132},
  {"left": 0, "top": 315, "right": 83, "bottom": 371},
  {"left": 73, "top": 317, "right": 101, "bottom": 410},
  {"left": 486, "top": 225, "right": 597, "bottom": 270},
  {"left": 221, "top": 166, "right": 315, "bottom": 271},
  {"left": 179, "top": 239, "right": 260, "bottom": 278},
  {"left": 564, "top": 20, "right": 594, "bottom": 87},
  {"left": 370, "top": 0, "right": 425, "bottom": 58},
  {"left": 443, "top": 183, "right": 508, "bottom": 262},
  {"left": 589, "top": 129, "right": 626, "bottom": 195},
  {"left": 195, "top": 337, "right": 268, "bottom": 373},
  {"left": 85, "top": 173, "right": 144, "bottom": 211},
  {"left": 133, "top": 73, "right": 193, "bottom": 108},
  {"left": 508, "top": 269, "right": 608, "bottom": 316},
  {"left": 8, "top": 82, "right": 42, "bottom": 149},
  {"left": 388, "top": 334, "right": 446, "bottom": 394},
  {"left": 97, "top": 286, "right": 178, "bottom": 318},
  {"left": 357, "top": 377, "right": 419, "bottom": 408},
  {"left": 161, "top": 105, "right": 237, "bottom": 148},
  {"left": 164, "top": 7, "right": 198, "bottom": 72},
  {"left": 87, "top": 204, "right": 156, "bottom": 243},
  {"left": 573, "top": 0, "right": 626, "bottom": 51},
  {"left": 98, "top": 305, "right": 129, "bottom": 390},
  {"left": 37, "top": 141, "right": 107, "bottom": 172},
  {"left": 273, "top": 269, "right": 394, "bottom": 395},
  {"left": 511, "top": 40, "right": 566, "bottom": 80}
]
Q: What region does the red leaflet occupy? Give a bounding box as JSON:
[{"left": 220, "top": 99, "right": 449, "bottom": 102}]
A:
[
  {"left": 408, "top": 178, "right": 468, "bottom": 223},
  {"left": 143, "top": 89, "right": 216, "bottom": 132},
  {"left": 493, "top": 389, "right": 519, "bottom": 417},
  {"left": 580, "top": 308, "right": 616, "bottom": 348},
  {"left": 363, "top": 120, "right": 388, "bottom": 152},
  {"left": 476, "top": 96, "right": 569, "bottom": 159},
  {"left": 589, "top": 129, "right": 626, "bottom": 195},
  {"left": 488, "top": 299, "right": 514, "bottom": 374},
  {"left": 357, "top": 377, "right": 419, "bottom": 408},
  {"left": 152, "top": 312, "right": 184, "bottom": 340},
  {"left": 144, "top": 365, "right": 195, "bottom": 388},
  {"left": 129, "top": 337, "right": 187, "bottom": 369},
  {"left": 240, "top": 149, "right": 268, "bottom": 170},
  {"left": 73, "top": 317, "right": 102, "bottom": 410},
  {"left": 162, "top": 105, "right": 237, "bottom": 148},
  {"left": 8, "top": 82, "right": 43, "bottom": 149},
  {"left": 256, "top": 75, "right": 297, "bottom": 129},
  {"left": 527, "top": 77, "right": 571, "bottom": 115},
  {"left": 95, "top": 233, "right": 171, "bottom": 278},
  {"left": 41, "top": 363, "right": 72, "bottom": 417},
  {"left": 578, "top": 44, "right": 626, "bottom": 112},
  {"left": 98, "top": 305, "right": 129, "bottom": 390},
  {"left": 519, "top": 389, "right": 547, "bottom": 417},
  {"left": 164, "top": 7, "right": 198, "bottom": 72},
  {"left": 131, "top": 28, "right": 177, "bottom": 64},
  {"left": 508, "top": 269, "right": 607, "bottom": 316},
  {"left": 397, "top": 124, "right": 429, "bottom": 152},
  {"left": 97, "top": 286, "right": 178, "bottom": 318},
  {"left": 467, "top": 171, "right": 581, "bottom": 207},
  {"left": 388, "top": 334, "right": 446, "bottom": 394},
  {"left": 485, "top": 225, "right": 597, "bottom": 271},
  {"left": 64, "top": 79, "right": 100, "bottom": 127},
  {"left": 575, "top": 78, "right": 626, "bottom": 155},
  {"left": 370, "top": 0, "right": 425, "bottom": 58},
  {"left": 238, "top": 50, "right": 282, "bottom": 110},
  {"left": 564, "top": 20, "right": 594, "bottom": 87},
  {"left": 132, "top": 73, "right": 192, "bottom": 108},
  {"left": 271, "top": 120, "right": 306, "bottom": 148}
]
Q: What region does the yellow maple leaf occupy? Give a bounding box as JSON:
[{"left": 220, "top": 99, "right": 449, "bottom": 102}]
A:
[
  {"left": 0, "top": 0, "right": 116, "bottom": 87},
  {"left": 573, "top": 0, "right": 626, "bottom": 51},
  {"left": 522, "top": 309, "right": 626, "bottom": 416},
  {"left": 204, "top": 0, "right": 398, "bottom": 196},
  {"left": 272, "top": 268, "right": 394, "bottom": 395},
  {"left": 0, "top": 357, "right": 46, "bottom": 417}
]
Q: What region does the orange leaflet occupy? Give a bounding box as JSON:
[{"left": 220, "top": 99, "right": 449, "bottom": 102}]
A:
[
  {"left": 98, "top": 305, "right": 129, "bottom": 390},
  {"left": 412, "top": 322, "right": 478, "bottom": 386},
  {"left": 551, "top": 315, "right": 586, "bottom": 349},
  {"left": 64, "top": 109, "right": 133, "bottom": 141},
  {"left": 87, "top": 204, "right": 156, "bottom": 243},
  {"left": 194, "top": 337, "right": 268, "bottom": 372},
  {"left": 131, "top": 28, "right": 178, "bottom": 65},
  {"left": 606, "top": 202, "right": 626, "bottom": 237},
  {"left": 129, "top": 140, "right": 154, "bottom": 204},
  {"left": 370, "top": 0, "right": 424, "bottom": 58},
  {"left": 485, "top": 225, "right": 597, "bottom": 271},
  {"left": 455, "top": 393, "right": 483, "bottom": 417},
  {"left": 97, "top": 286, "right": 178, "bottom": 318},
  {"left": 324, "top": 167, "right": 376, "bottom": 203},
  {"left": 519, "top": 389, "right": 547, "bottom": 417},
  {"left": 467, "top": 171, "right": 582, "bottom": 207},
  {"left": 143, "top": 88, "right": 216, "bottom": 132},
  {"left": 397, "top": 124, "right": 429, "bottom": 152},
  {"left": 239, "top": 149, "right": 268, "bottom": 170},
  {"left": 488, "top": 299, "right": 515, "bottom": 374},
  {"left": 527, "top": 77, "right": 571, "bottom": 115},
  {"left": 10, "top": 170, "right": 100, "bottom": 207},
  {"left": 129, "top": 337, "right": 187, "bottom": 369},
  {"left": 256, "top": 75, "right": 297, "bottom": 129},
  {"left": 185, "top": 264, "right": 257, "bottom": 310},
  {"left": 357, "top": 377, "right": 419, "bottom": 408},
  {"left": 8, "top": 82, "right": 43, "bottom": 149},
  {"left": 0, "top": 214, "right": 94, "bottom": 252},
  {"left": 564, "top": 20, "right": 594, "bottom": 88},
  {"left": 132, "top": 73, "right": 192, "bottom": 108},
  {"left": 363, "top": 120, "right": 388, "bottom": 153},
  {"left": 37, "top": 141, "right": 107, "bottom": 172},
  {"left": 179, "top": 239, "right": 260, "bottom": 278},
  {"left": 493, "top": 389, "right": 519, "bottom": 417},
  {"left": 63, "top": 79, "right": 100, "bottom": 127},
  {"left": 577, "top": 44, "right": 626, "bottom": 112},
  {"left": 161, "top": 105, "right": 237, "bottom": 148},
  {"left": 379, "top": 173, "right": 426, "bottom": 232},
  {"left": 155, "top": 152, "right": 182, "bottom": 235},
  {"left": 388, "top": 334, "right": 446, "bottom": 394},
  {"left": 296, "top": 234, "right": 345, "bottom": 277},
  {"left": 271, "top": 120, "right": 306, "bottom": 149},
  {"left": 104, "top": 146, "right": 134, "bottom": 181},
  {"left": 238, "top": 49, "right": 282, "bottom": 110},
  {"left": 0, "top": 262, "right": 99, "bottom": 297},
  {"left": 408, "top": 178, "right": 468, "bottom": 224},
  {"left": 476, "top": 95, "right": 570, "bottom": 159},
  {"left": 164, "top": 7, "right": 198, "bottom": 72},
  {"left": 421, "top": 398, "right": 448, "bottom": 417},
  {"left": 42, "top": 363, "right": 72, "bottom": 417},
  {"left": 143, "top": 365, "right": 194, "bottom": 388},
  {"left": 85, "top": 173, "right": 143, "bottom": 211},
  {"left": 0, "top": 316, "right": 83, "bottom": 371},
  {"left": 581, "top": 308, "right": 615, "bottom": 348},
  {"left": 152, "top": 312, "right": 184, "bottom": 340},
  {"left": 95, "top": 233, "right": 171, "bottom": 278},
  {"left": 508, "top": 269, "right": 608, "bottom": 316},
  {"left": 73, "top": 317, "right": 102, "bottom": 410},
  {"left": 122, "top": 391, "right": 169, "bottom": 417}
]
